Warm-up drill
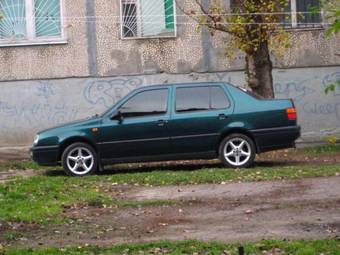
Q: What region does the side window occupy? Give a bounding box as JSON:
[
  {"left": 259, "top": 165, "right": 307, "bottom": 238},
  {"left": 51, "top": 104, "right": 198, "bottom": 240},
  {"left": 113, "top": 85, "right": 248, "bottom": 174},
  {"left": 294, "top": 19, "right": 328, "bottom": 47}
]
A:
[
  {"left": 120, "top": 89, "right": 168, "bottom": 118},
  {"left": 211, "top": 86, "right": 230, "bottom": 109},
  {"left": 176, "top": 87, "right": 210, "bottom": 113},
  {"left": 176, "top": 86, "right": 230, "bottom": 113}
]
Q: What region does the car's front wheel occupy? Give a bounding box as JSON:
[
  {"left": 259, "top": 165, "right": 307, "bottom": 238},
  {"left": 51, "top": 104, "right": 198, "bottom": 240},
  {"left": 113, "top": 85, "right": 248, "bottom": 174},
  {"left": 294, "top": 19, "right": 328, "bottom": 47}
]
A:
[
  {"left": 62, "top": 143, "right": 98, "bottom": 176},
  {"left": 219, "top": 133, "right": 256, "bottom": 168}
]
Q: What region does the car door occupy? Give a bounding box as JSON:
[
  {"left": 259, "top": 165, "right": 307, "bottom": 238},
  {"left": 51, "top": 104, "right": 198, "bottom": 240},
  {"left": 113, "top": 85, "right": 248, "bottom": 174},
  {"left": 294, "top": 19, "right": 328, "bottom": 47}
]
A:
[
  {"left": 169, "top": 85, "right": 233, "bottom": 154},
  {"left": 98, "top": 87, "right": 171, "bottom": 160}
]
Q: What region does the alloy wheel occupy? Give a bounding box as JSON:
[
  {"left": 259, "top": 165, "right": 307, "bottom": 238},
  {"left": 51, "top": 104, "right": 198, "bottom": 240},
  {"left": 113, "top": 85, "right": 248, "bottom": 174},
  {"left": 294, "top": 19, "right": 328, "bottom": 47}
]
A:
[
  {"left": 223, "top": 138, "right": 251, "bottom": 167},
  {"left": 66, "top": 147, "right": 94, "bottom": 175}
]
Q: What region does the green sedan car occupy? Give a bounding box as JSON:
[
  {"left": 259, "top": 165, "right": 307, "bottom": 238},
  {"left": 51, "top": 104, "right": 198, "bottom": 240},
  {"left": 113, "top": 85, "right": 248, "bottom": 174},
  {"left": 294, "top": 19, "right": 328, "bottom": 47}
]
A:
[{"left": 31, "top": 82, "right": 300, "bottom": 176}]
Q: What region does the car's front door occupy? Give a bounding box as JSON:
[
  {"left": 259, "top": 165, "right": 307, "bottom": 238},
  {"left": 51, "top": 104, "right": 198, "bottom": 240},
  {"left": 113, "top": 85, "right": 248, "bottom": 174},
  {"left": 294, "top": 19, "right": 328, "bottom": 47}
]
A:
[
  {"left": 99, "top": 88, "right": 171, "bottom": 161},
  {"left": 169, "top": 85, "right": 233, "bottom": 154}
]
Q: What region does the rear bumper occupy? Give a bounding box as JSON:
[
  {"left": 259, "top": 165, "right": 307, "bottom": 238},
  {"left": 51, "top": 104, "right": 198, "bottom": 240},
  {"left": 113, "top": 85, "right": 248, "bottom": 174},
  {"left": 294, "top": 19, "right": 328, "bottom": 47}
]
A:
[
  {"left": 250, "top": 126, "right": 301, "bottom": 153},
  {"left": 30, "top": 145, "right": 60, "bottom": 166}
]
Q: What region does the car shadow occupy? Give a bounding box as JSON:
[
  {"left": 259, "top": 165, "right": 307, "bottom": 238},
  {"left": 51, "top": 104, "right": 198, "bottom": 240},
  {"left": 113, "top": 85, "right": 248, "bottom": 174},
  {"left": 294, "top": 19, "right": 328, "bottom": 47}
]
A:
[
  {"left": 101, "top": 162, "right": 223, "bottom": 175},
  {"left": 43, "top": 160, "right": 304, "bottom": 177},
  {"left": 254, "top": 160, "right": 304, "bottom": 167}
]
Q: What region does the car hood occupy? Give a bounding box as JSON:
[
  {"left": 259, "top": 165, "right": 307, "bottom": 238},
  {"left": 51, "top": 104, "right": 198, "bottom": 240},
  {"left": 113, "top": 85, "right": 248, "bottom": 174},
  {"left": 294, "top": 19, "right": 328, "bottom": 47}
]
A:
[{"left": 38, "top": 116, "right": 102, "bottom": 134}]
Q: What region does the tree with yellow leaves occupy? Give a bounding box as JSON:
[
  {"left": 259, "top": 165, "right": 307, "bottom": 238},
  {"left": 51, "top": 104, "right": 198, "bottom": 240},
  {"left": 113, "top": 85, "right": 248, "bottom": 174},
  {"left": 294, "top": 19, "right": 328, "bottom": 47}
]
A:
[{"left": 177, "top": 0, "right": 292, "bottom": 98}]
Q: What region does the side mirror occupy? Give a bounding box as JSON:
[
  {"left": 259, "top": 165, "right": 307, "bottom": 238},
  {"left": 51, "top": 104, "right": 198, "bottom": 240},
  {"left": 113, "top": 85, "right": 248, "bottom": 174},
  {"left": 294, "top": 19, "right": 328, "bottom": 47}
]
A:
[{"left": 111, "top": 110, "right": 123, "bottom": 123}]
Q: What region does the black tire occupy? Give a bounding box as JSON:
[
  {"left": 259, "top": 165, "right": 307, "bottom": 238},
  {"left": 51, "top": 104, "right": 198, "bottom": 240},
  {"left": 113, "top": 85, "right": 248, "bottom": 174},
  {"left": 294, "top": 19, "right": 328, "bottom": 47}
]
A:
[
  {"left": 61, "top": 142, "right": 98, "bottom": 176},
  {"left": 219, "top": 133, "right": 256, "bottom": 168}
]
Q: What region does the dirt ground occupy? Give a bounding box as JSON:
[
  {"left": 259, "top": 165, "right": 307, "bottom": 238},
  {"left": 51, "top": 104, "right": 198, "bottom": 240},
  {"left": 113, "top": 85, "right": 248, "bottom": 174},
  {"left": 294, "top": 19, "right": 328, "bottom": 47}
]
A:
[
  {"left": 0, "top": 169, "right": 38, "bottom": 183},
  {"left": 1, "top": 149, "right": 340, "bottom": 248},
  {"left": 1, "top": 176, "right": 340, "bottom": 248}
]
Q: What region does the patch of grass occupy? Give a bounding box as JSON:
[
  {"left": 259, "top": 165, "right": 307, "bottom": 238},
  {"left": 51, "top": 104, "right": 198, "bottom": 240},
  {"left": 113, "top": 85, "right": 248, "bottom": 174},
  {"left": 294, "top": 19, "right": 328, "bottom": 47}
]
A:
[
  {"left": 2, "top": 239, "right": 340, "bottom": 254},
  {"left": 0, "top": 176, "right": 173, "bottom": 224},
  {"left": 302, "top": 144, "right": 340, "bottom": 154},
  {"left": 0, "top": 176, "right": 112, "bottom": 223}
]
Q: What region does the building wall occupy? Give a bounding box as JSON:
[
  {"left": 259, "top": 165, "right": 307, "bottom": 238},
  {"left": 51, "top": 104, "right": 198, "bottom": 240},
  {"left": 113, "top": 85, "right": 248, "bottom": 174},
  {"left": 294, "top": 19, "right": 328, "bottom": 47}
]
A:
[
  {"left": 0, "top": 1, "right": 339, "bottom": 81},
  {"left": 0, "top": 1, "right": 340, "bottom": 147},
  {"left": 0, "top": 66, "right": 339, "bottom": 147}
]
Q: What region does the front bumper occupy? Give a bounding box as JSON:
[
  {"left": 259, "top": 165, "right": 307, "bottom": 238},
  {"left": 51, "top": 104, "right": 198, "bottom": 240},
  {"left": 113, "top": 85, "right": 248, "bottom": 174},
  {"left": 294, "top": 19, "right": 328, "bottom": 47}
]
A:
[
  {"left": 250, "top": 126, "right": 301, "bottom": 153},
  {"left": 30, "top": 145, "right": 60, "bottom": 166}
]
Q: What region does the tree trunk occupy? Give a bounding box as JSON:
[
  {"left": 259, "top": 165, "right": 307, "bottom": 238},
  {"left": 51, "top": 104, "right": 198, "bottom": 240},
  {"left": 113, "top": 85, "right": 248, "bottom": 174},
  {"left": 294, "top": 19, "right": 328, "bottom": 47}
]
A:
[{"left": 245, "top": 41, "right": 275, "bottom": 98}]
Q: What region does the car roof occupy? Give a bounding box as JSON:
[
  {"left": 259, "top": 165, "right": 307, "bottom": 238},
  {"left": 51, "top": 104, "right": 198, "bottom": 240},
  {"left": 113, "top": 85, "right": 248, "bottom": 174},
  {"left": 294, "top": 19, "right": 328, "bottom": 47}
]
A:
[{"left": 136, "top": 82, "right": 233, "bottom": 91}]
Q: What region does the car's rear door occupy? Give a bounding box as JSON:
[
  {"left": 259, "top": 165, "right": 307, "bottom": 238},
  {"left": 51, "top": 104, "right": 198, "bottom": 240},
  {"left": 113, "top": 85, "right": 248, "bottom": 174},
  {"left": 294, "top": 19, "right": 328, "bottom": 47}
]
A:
[
  {"left": 168, "top": 84, "right": 234, "bottom": 154},
  {"left": 98, "top": 87, "right": 171, "bottom": 160}
]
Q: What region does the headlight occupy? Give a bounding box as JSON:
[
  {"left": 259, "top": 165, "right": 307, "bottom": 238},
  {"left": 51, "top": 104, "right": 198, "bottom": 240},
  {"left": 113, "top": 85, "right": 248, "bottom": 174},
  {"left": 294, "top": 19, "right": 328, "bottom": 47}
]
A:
[{"left": 33, "top": 135, "right": 39, "bottom": 145}]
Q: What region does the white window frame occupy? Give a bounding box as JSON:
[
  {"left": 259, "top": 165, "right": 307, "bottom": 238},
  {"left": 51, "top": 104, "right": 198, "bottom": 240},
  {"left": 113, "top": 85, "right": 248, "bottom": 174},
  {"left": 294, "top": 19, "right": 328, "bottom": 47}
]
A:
[
  {"left": 120, "top": 0, "right": 177, "bottom": 40},
  {"left": 0, "top": 0, "right": 67, "bottom": 47}
]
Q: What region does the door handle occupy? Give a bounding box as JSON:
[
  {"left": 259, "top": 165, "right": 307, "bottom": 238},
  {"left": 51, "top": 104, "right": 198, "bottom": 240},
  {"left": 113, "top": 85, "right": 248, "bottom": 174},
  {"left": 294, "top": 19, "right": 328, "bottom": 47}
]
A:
[
  {"left": 157, "top": 120, "right": 168, "bottom": 127},
  {"left": 218, "top": 114, "right": 228, "bottom": 120}
]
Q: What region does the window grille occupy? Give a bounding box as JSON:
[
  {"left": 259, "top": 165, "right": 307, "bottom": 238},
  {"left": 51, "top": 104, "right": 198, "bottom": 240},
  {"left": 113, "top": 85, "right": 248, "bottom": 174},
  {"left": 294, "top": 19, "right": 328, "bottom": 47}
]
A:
[
  {"left": 120, "top": 0, "right": 176, "bottom": 39},
  {"left": 0, "top": 0, "right": 64, "bottom": 46}
]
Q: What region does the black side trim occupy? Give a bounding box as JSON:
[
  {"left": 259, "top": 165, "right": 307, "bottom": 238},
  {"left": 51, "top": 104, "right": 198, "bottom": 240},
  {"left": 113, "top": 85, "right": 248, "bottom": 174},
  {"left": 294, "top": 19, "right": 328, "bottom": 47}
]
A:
[
  {"left": 97, "top": 133, "right": 219, "bottom": 145},
  {"left": 98, "top": 137, "right": 170, "bottom": 145},
  {"left": 250, "top": 126, "right": 300, "bottom": 134},
  {"left": 30, "top": 145, "right": 59, "bottom": 151},
  {"left": 171, "top": 133, "right": 219, "bottom": 140}
]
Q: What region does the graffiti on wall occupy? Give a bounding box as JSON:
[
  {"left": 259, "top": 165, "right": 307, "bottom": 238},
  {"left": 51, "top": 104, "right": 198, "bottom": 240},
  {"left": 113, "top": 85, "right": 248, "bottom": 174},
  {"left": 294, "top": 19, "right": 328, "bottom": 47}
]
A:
[
  {"left": 0, "top": 81, "right": 79, "bottom": 133},
  {"left": 274, "top": 72, "right": 340, "bottom": 122},
  {"left": 0, "top": 68, "right": 340, "bottom": 145},
  {"left": 83, "top": 78, "right": 143, "bottom": 108}
]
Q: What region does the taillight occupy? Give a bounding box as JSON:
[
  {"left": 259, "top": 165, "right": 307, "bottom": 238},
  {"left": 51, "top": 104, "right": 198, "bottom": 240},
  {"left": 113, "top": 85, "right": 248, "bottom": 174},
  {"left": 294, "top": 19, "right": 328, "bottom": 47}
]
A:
[{"left": 286, "top": 108, "right": 297, "bottom": 120}]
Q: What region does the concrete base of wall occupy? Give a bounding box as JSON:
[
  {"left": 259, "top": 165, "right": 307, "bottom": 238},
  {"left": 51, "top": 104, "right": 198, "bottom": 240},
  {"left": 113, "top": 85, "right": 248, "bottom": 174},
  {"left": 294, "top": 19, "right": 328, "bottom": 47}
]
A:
[
  {"left": 0, "top": 66, "right": 340, "bottom": 147},
  {"left": 0, "top": 147, "right": 31, "bottom": 161}
]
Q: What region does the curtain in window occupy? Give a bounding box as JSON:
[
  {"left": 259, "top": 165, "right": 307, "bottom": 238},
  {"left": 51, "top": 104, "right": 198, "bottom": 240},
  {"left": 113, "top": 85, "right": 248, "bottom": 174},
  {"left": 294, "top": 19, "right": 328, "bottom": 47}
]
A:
[
  {"left": 140, "top": 0, "right": 166, "bottom": 36},
  {"left": 121, "top": 0, "right": 174, "bottom": 38},
  {"left": 0, "top": 0, "right": 26, "bottom": 39},
  {"left": 34, "top": 0, "right": 61, "bottom": 37},
  {"left": 164, "top": 0, "right": 174, "bottom": 29}
]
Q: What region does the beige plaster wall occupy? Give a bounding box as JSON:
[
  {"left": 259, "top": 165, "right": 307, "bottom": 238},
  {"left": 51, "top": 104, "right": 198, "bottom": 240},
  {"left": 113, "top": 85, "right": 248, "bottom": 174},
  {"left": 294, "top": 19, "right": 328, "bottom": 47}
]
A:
[{"left": 0, "top": 0, "right": 88, "bottom": 81}]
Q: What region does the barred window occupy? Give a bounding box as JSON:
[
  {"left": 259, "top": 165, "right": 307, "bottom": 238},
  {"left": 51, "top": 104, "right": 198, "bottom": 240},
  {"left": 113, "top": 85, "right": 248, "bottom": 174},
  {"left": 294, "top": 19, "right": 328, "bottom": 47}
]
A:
[
  {"left": 120, "top": 0, "right": 176, "bottom": 39},
  {"left": 0, "top": 0, "right": 65, "bottom": 46}
]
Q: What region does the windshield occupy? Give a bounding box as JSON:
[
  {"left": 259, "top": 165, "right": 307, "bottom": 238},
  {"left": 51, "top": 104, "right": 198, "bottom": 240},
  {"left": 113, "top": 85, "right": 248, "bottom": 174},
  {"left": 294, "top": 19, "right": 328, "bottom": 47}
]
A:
[
  {"left": 99, "top": 89, "right": 139, "bottom": 117},
  {"left": 100, "top": 106, "right": 114, "bottom": 118}
]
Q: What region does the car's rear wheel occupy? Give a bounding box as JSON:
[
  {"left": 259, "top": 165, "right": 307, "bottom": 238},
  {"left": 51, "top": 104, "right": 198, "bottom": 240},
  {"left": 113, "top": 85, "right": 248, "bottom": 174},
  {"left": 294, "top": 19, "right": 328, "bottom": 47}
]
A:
[
  {"left": 62, "top": 143, "right": 98, "bottom": 176},
  {"left": 219, "top": 133, "right": 256, "bottom": 168}
]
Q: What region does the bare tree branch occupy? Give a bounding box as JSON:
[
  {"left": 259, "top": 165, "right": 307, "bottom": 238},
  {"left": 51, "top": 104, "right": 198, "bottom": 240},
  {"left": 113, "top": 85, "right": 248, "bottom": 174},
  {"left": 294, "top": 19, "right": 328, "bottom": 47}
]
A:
[{"left": 174, "top": 0, "right": 239, "bottom": 37}]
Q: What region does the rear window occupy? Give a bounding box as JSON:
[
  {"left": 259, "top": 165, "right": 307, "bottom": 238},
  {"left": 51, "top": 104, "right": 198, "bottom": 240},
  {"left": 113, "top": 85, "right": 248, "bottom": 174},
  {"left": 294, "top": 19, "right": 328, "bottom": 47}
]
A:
[
  {"left": 239, "top": 87, "right": 264, "bottom": 99},
  {"left": 176, "top": 86, "right": 230, "bottom": 113}
]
